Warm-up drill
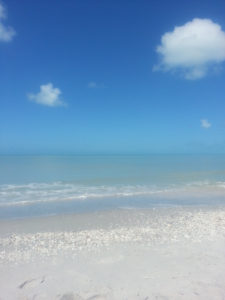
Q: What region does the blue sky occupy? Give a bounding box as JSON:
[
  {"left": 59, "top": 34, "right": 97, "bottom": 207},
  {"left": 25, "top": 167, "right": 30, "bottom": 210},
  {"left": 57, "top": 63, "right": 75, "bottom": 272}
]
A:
[{"left": 1, "top": 0, "right": 225, "bottom": 154}]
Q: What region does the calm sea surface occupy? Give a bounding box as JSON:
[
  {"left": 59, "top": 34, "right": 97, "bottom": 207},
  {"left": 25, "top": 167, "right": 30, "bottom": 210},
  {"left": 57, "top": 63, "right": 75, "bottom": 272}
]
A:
[{"left": 1, "top": 154, "right": 225, "bottom": 219}]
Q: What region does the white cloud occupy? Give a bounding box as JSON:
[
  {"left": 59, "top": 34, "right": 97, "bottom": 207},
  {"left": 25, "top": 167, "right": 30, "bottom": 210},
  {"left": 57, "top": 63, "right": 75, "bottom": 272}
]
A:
[
  {"left": 154, "top": 18, "right": 225, "bottom": 79},
  {"left": 201, "top": 119, "right": 211, "bottom": 129},
  {"left": 0, "top": 2, "right": 16, "bottom": 42},
  {"left": 28, "top": 83, "right": 66, "bottom": 107}
]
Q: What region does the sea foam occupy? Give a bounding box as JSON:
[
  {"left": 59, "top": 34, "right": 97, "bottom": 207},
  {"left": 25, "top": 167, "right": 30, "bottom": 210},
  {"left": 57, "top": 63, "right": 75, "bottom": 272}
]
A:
[{"left": 0, "top": 181, "right": 225, "bottom": 207}]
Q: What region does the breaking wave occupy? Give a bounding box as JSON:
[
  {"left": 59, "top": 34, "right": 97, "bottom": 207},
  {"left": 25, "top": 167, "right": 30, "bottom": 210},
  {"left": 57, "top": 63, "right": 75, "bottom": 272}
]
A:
[{"left": 1, "top": 180, "right": 225, "bottom": 207}]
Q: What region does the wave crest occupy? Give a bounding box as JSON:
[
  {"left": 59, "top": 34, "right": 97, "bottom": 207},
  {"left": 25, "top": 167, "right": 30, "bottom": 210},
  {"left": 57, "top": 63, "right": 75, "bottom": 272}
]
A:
[{"left": 0, "top": 181, "right": 225, "bottom": 207}]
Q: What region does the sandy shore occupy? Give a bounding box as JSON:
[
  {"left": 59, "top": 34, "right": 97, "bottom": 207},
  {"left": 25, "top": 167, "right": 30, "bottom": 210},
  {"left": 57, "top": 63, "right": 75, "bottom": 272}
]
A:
[{"left": 0, "top": 206, "right": 225, "bottom": 299}]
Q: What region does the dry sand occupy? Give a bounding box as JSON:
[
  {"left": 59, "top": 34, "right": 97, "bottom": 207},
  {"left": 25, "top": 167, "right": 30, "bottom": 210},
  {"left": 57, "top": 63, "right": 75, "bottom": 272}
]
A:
[{"left": 0, "top": 206, "right": 225, "bottom": 299}]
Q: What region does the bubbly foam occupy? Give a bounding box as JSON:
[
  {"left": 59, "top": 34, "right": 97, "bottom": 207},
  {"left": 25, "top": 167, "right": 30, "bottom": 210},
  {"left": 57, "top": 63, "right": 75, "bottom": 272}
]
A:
[
  {"left": 1, "top": 181, "right": 225, "bottom": 207},
  {"left": 0, "top": 182, "right": 165, "bottom": 206}
]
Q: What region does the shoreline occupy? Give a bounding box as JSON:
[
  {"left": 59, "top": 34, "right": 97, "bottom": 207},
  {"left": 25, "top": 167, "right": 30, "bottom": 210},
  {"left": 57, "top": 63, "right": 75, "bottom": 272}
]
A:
[
  {"left": 1, "top": 183, "right": 225, "bottom": 220},
  {"left": 1, "top": 204, "right": 225, "bottom": 235}
]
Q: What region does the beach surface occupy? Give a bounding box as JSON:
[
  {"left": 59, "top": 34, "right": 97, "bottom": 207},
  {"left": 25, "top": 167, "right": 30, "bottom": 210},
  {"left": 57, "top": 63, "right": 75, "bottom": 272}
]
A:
[{"left": 1, "top": 206, "right": 225, "bottom": 300}]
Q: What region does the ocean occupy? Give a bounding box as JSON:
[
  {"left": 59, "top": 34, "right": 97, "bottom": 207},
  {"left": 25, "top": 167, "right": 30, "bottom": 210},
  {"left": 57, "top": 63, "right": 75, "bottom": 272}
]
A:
[{"left": 1, "top": 154, "right": 225, "bottom": 219}]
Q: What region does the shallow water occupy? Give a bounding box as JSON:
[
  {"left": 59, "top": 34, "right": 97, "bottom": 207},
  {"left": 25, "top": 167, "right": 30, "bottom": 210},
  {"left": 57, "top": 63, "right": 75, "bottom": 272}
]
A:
[{"left": 1, "top": 154, "right": 225, "bottom": 219}]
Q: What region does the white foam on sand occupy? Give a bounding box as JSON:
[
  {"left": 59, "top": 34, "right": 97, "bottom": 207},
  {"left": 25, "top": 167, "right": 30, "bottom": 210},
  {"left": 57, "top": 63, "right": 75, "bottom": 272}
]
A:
[{"left": 0, "top": 207, "right": 225, "bottom": 299}]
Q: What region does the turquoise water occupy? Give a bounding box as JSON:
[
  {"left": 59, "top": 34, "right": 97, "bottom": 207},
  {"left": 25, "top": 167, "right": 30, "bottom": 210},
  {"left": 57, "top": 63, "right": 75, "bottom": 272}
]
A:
[{"left": 1, "top": 154, "right": 225, "bottom": 218}]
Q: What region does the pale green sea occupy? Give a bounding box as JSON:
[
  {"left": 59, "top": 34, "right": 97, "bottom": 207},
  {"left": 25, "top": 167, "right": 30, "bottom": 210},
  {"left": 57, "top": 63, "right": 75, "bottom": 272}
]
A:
[{"left": 1, "top": 154, "right": 225, "bottom": 219}]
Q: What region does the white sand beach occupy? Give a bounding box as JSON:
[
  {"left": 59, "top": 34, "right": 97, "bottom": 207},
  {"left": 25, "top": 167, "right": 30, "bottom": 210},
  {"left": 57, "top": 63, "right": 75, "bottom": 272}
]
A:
[{"left": 0, "top": 206, "right": 225, "bottom": 300}]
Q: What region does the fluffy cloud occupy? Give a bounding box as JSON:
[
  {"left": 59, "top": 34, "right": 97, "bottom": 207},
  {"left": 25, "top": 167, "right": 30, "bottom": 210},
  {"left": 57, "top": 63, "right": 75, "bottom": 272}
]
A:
[
  {"left": 154, "top": 18, "right": 225, "bottom": 79},
  {"left": 201, "top": 119, "right": 211, "bottom": 129},
  {"left": 0, "top": 2, "right": 15, "bottom": 42},
  {"left": 28, "top": 83, "right": 66, "bottom": 107}
]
